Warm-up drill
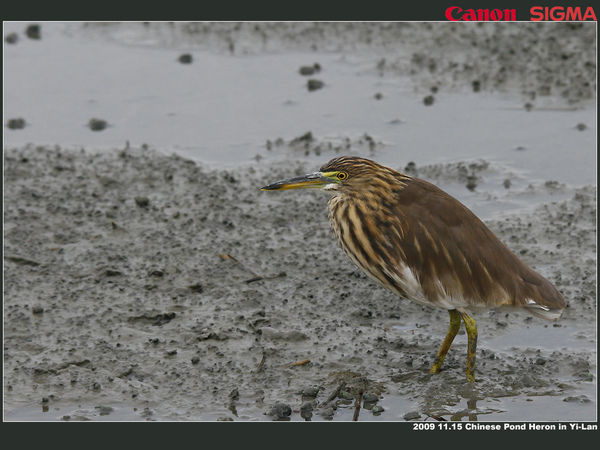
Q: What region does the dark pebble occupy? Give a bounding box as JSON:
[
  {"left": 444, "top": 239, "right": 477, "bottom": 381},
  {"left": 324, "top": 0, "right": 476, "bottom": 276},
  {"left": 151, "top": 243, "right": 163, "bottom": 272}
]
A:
[
  {"left": 217, "top": 417, "right": 234, "bottom": 421},
  {"left": 362, "top": 393, "right": 379, "bottom": 403},
  {"left": 301, "top": 409, "right": 313, "bottom": 421},
  {"left": 320, "top": 406, "right": 335, "bottom": 417},
  {"left": 96, "top": 405, "right": 113, "bottom": 415},
  {"left": 188, "top": 283, "right": 204, "bottom": 293},
  {"left": 88, "top": 118, "right": 108, "bottom": 131},
  {"left": 371, "top": 405, "right": 385, "bottom": 414},
  {"left": 299, "top": 66, "right": 315, "bottom": 75},
  {"left": 7, "top": 118, "right": 26, "bottom": 130},
  {"left": 576, "top": 123, "right": 587, "bottom": 131},
  {"left": 302, "top": 386, "right": 320, "bottom": 397},
  {"left": 135, "top": 196, "right": 150, "bottom": 208},
  {"left": 25, "top": 24, "right": 41, "bottom": 40},
  {"left": 300, "top": 402, "right": 313, "bottom": 412},
  {"left": 338, "top": 390, "right": 354, "bottom": 400},
  {"left": 267, "top": 402, "right": 292, "bottom": 419},
  {"left": 423, "top": 95, "right": 434, "bottom": 106},
  {"left": 32, "top": 306, "right": 44, "bottom": 315},
  {"left": 179, "top": 53, "right": 193, "bottom": 64},
  {"left": 472, "top": 80, "right": 481, "bottom": 92},
  {"left": 191, "top": 356, "right": 200, "bottom": 364},
  {"left": 307, "top": 79, "right": 324, "bottom": 91},
  {"left": 374, "top": 92, "right": 383, "bottom": 100},
  {"left": 5, "top": 32, "right": 18, "bottom": 44},
  {"left": 404, "top": 411, "right": 421, "bottom": 420},
  {"left": 299, "top": 63, "right": 321, "bottom": 75}
]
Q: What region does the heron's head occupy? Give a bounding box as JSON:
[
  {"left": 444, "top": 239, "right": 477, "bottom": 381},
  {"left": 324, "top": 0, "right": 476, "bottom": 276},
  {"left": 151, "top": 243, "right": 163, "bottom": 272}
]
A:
[{"left": 261, "top": 156, "right": 408, "bottom": 195}]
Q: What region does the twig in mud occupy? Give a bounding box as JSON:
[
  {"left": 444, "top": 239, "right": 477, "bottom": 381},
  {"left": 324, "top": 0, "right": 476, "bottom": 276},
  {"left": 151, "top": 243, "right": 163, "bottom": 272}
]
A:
[
  {"left": 320, "top": 381, "right": 346, "bottom": 407},
  {"left": 4, "top": 255, "right": 41, "bottom": 266},
  {"left": 280, "top": 359, "right": 310, "bottom": 368},
  {"left": 219, "top": 253, "right": 259, "bottom": 276},
  {"left": 245, "top": 272, "right": 286, "bottom": 284},
  {"left": 352, "top": 390, "right": 364, "bottom": 422},
  {"left": 219, "top": 253, "right": 286, "bottom": 283},
  {"left": 255, "top": 352, "right": 266, "bottom": 372}
]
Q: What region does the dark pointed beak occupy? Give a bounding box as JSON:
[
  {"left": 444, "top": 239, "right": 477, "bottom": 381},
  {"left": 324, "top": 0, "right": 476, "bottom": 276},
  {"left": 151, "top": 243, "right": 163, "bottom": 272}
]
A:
[{"left": 261, "top": 172, "right": 335, "bottom": 191}]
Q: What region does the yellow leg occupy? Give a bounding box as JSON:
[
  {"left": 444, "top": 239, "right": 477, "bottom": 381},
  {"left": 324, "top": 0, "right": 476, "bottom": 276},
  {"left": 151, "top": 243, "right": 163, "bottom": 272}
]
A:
[
  {"left": 430, "top": 309, "right": 461, "bottom": 375},
  {"left": 430, "top": 309, "right": 478, "bottom": 382},
  {"left": 458, "top": 309, "right": 478, "bottom": 382}
]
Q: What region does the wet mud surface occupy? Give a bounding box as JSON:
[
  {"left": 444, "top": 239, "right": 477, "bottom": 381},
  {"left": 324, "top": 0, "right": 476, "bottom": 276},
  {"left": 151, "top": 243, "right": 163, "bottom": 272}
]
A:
[
  {"left": 4, "top": 144, "right": 596, "bottom": 421},
  {"left": 3, "top": 22, "right": 597, "bottom": 421}
]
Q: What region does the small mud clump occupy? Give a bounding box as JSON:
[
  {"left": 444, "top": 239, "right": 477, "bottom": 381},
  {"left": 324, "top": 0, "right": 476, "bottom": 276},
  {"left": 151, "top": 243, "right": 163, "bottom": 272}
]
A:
[
  {"left": 6, "top": 118, "right": 26, "bottom": 130},
  {"left": 88, "top": 118, "right": 108, "bottom": 131},
  {"left": 307, "top": 79, "right": 324, "bottom": 91},
  {"left": 178, "top": 53, "right": 193, "bottom": 64},
  {"left": 5, "top": 32, "right": 18, "bottom": 44},
  {"left": 25, "top": 24, "right": 41, "bottom": 40}
]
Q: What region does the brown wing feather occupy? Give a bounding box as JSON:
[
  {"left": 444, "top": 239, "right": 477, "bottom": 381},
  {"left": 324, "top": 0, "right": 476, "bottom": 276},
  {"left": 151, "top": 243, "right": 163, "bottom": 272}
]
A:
[{"left": 391, "top": 177, "right": 566, "bottom": 313}]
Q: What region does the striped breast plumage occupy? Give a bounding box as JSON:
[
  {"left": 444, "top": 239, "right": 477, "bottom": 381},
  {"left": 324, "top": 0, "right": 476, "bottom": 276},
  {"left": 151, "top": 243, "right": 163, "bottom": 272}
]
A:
[{"left": 327, "top": 176, "right": 566, "bottom": 319}]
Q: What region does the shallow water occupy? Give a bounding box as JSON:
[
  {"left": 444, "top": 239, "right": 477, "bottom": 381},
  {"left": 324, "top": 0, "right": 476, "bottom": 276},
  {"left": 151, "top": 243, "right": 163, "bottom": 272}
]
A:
[{"left": 4, "top": 23, "right": 595, "bottom": 183}]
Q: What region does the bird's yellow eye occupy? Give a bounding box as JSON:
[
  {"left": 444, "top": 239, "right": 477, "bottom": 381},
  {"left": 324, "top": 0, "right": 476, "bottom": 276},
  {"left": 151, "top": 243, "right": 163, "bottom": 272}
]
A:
[{"left": 337, "top": 172, "right": 348, "bottom": 180}]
